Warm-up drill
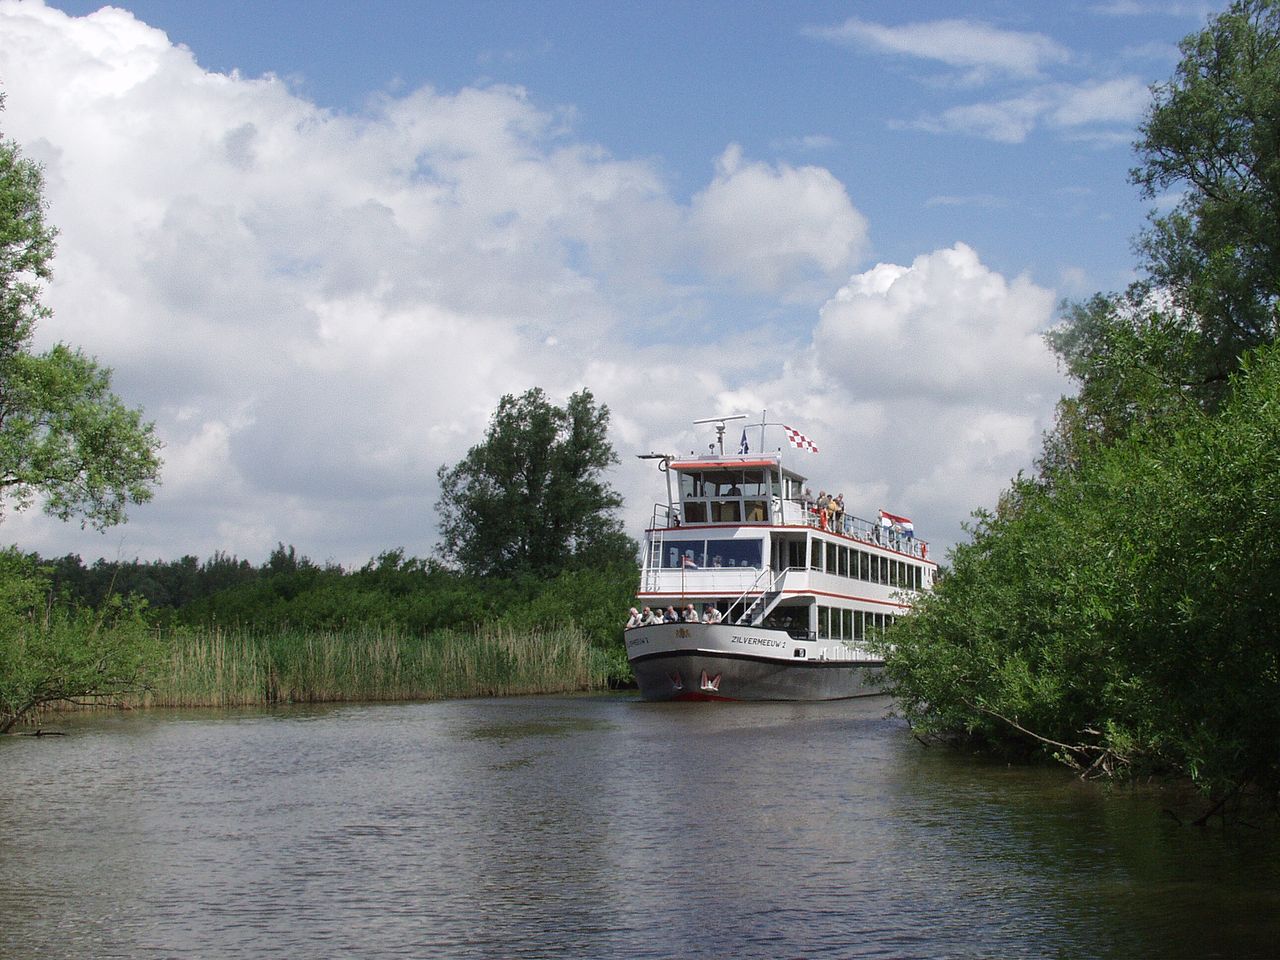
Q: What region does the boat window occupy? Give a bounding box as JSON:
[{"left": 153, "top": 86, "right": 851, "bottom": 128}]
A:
[
  {"left": 663, "top": 543, "right": 706, "bottom": 569},
  {"left": 739, "top": 470, "right": 767, "bottom": 498},
  {"left": 787, "top": 540, "right": 806, "bottom": 570},
  {"left": 679, "top": 472, "right": 701, "bottom": 499},
  {"left": 838, "top": 547, "right": 849, "bottom": 578},
  {"left": 712, "top": 501, "right": 742, "bottom": 522},
  {"left": 705, "top": 538, "right": 763, "bottom": 568},
  {"left": 810, "top": 539, "right": 822, "bottom": 571},
  {"left": 824, "top": 606, "right": 848, "bottom": 640},
  {"left": 701, "top": 469, "right": 743, "bottom": 497},
  {"left": 683, "top": 501, "right": 707, "bottom": 523},
  {"left": 744, "top": 500, "right": 768, "bottom": 523}
]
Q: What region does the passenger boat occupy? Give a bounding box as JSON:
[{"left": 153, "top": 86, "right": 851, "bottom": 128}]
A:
[{"left": 626, "top": 415, "right": 936, "bottom": 701}]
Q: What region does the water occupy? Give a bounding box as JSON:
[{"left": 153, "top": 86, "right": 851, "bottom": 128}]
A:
[{"left": 2, "top": 695, "right": 1277, "bottom": 959}]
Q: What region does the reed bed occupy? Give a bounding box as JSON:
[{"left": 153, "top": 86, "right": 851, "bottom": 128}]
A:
[{"left": 142, "top": 623, "right": 613, "bottom": 708}]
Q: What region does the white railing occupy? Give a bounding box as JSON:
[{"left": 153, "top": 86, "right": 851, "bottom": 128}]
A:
[
  {"left": 787, "top": 503, "right": 930, "bottom": 560},
  {"left": 641, "top": 566, "right": 761, "bottom": 596}
]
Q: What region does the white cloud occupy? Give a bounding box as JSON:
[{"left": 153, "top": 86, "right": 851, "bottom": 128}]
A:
[
  {"left": 1049, "top": 77, "right": 1150, "bottom": 127},
  {"left": 690, "top": 144, "right": 870, "bottom": 298},
  {"left": 806, "top": 17, "right": 1071, "bottom": 82},
  {"left": 809, "top": 12, "right": 1154, "bottom": 146},
  {"left": 0, "top": 1, "right": 1064, "bottom": 565},
  {"left": 1091, "top": 1, "right": 1212, "bottom": 17},
  {"left": 908, "top": 77, "right": 1150, "bottom": 143},
  {"left": 814, "top": 244, "right": 1060, "bottom": 404},
  {"left": 792, "top": 245, "right": 1066, "bottom": 538}
]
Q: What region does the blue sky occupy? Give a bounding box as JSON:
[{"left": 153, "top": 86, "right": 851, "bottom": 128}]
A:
[{"left": 0, "top": 1, "right": 1219, "bottom": 565}]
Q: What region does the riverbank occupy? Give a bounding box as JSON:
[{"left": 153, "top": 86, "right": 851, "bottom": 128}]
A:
[
  {"left": 149, "top": 623, "right": 618, "bottom": 707},
  {"left": 13, "top": 624, "right": 620, "bottom": 725}
]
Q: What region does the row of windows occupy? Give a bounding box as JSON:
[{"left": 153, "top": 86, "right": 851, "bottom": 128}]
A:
[
  {"left": 810, "top": 539, "right": 924, "bottom": 591},
  {"left": 817, "top": 605, "right": 898, "bottom": 641}
]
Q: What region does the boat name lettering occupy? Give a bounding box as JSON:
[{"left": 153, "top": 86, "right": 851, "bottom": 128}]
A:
[{"left": 730, "top": 634, "right": 788, "bottom": 648}]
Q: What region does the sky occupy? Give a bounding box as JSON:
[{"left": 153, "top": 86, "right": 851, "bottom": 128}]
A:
[{"left": 0, "top": 0, "right": 1220, "bottom": 567}]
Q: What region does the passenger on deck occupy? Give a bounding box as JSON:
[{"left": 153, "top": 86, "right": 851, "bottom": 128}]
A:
[
  {"left": 683, "top": 604, "right": 700, "bottom": 622},
  {"left": 626, "top": 607, "right": 642, "bottom": 628},
  {"left": 832, "top": 493, "right": 845, "bottom": 530},
  {"left": 641, "top": 606, "right": 660, "bottom": 625},
  {"left": 664, "top": 605, "right": 680, "bottom": 623},
  {"left": 702, "top": 606, "right": 723, "bottom": 624},
  {"left": 817, "top": 491, "right": 830, "bottom": 530}
]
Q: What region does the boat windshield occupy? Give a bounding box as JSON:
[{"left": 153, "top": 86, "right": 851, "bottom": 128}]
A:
[{"left": 678, "top": 468, "right": 771, "bottom": 524}]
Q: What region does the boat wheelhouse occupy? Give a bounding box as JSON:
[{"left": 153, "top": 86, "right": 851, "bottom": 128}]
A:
[{"left": 626, "top": 417, "right": 936, "bottom": 701}]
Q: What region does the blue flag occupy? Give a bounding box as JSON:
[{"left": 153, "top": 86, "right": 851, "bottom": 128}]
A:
[{"left": 739, "top": 429, "right": 749, "bottom": 455}]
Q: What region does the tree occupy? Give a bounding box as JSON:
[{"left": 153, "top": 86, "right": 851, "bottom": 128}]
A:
[
  {"left": 0, "top": 548, "right": 158, "bottom": 734},
  {"left": 0, "top": 105, "right": 161, "bottom": 529},
  {"left": 880, "top": 342, "right": 1280, "bottom": 794},
  {"left": 1129, "top": 0, "right": 1280, "bottom": 395},
  {"left": 1042, "top": 0, "right": 1280, "bottom": 448},
  {"left": 0, "top": 105, "right": 163, "bottom": 732},
  {"left": 880, "top": 3, "right": 1280, "bottom": 801},
  {"left": 436, "top": 388, "right": 637, "bottom": 578}
]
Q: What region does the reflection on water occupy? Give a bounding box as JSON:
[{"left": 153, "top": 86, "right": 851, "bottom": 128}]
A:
[{"left": 1, "top": 695, "right": 1277, "bottom": 959}]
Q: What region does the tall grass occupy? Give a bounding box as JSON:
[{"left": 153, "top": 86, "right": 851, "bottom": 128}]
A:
[{"left": 144, "top": 623, "right": 613, "bottom": 708}]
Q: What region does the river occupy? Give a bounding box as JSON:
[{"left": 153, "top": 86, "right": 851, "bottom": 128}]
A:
[{"left": 1, "top": 694, "right": 1277, "bottom": 959}]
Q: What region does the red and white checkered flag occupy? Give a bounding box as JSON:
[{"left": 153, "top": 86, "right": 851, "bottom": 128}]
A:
[{"left": 783, "top": 425, "right": 819, "bottom": 453}]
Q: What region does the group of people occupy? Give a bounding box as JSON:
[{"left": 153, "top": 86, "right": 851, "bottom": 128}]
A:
[
  {"left": 817, "top": 491, "right": 845, "bottom": 530},
  {"left": 626, "top": 604, "right": 723, "bottom": 627}
]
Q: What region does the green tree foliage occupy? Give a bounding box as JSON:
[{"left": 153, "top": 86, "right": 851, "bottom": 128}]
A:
[
  {"left": 435, "top": 388, "right": 637, "bottom": 577},
  {"left": 0, "top": 105, "right": 161, "bottom": 529},
  {"left": 1132, "top": 0, "right": 1280, "bottom": 388},
  {"left": 883, "top": 2, "right": 1280, "bottom": 798},
  {"left": 0, "top": 548, "right": 158, "bottom": 733},
  {"left": 882, "top": 343, "right": 1280, "bottom": 792}
]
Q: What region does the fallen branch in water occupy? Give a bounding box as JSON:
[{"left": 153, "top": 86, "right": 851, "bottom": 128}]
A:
[{"left": 960, "top": 697, "right": 1128, "bottom": 778}]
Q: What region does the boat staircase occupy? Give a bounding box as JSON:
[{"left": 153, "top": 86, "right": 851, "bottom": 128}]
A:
[{"left": 733, "top": 567, "right": 788, "bottom": 625}]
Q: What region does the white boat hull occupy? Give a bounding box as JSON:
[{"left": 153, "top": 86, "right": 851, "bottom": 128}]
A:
[{"left": 625, "top": 622, "right": 883, "bottom": 702}]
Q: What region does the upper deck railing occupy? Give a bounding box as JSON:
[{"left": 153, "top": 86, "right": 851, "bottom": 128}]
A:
[{"left": 648, "top": 498, "right": 929, "bottom": 561}]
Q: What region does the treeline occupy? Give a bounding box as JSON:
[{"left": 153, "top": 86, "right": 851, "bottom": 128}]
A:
[
  {"left": 879, "top": 1, "right": 1280, "bottom": 803},
  {"left": 1, "top": 543, "right": 638, "bottom": 731},
  {"left": 39, "top": 544, "right": 637, "bottom": 654}
]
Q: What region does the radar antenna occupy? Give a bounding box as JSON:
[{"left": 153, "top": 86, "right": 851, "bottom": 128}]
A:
[{"left": 692, "top": 414, "right": 747, "bottom": 456}]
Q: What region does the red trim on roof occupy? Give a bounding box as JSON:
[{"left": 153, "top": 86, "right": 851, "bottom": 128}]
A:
[{"left": 671, "top": 459, "right": 778, "bottom": 470}]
